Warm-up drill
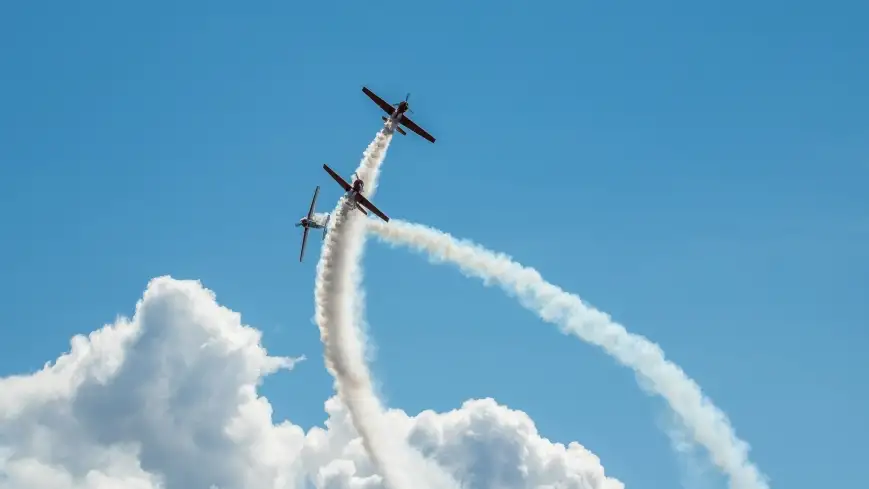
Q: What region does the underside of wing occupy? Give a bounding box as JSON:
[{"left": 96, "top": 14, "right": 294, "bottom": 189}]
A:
[
  {"left": 307, "top": 186, "right": 320, "bottom": 220},
  {"left": 362, "top": 86, "right": 396, "bottom": 116},
  {"left": 356, "top": 194, "right": 389, "bottom": 222},
  {"left": 398, "top": 115, "right": 436, "bottom": 143},
  {"left": 299, "top": 227, "right": 310, "bottom": 262},
  {"left": 322, "top": 164, "right": 352, "bottom": 191}
]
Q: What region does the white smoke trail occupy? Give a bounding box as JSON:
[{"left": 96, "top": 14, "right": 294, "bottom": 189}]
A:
[
  {"left": 366, "top": 218, "right": 770, "bottom": 489},
  {"left": 314, "top": 126, "right": 461, "bottom": 489}
]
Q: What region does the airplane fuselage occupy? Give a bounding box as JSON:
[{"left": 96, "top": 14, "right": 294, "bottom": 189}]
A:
[
  {"left": 296, "top": 217, "right": 324, "bottom": 229},
  {"left": 388, "top": 102, "right": 408, "bottom": 123},
  {"left": 335, "top": 179, "right": 367, "bottom": 214},
  {"left": 344, "top": 179, "right": 365, "bottom": 206}
]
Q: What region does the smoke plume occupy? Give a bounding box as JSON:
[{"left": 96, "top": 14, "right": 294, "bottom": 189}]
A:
[
  {"left": 314, "top": 126, "right": 460, "bottom": 489},
  {"left": 366, "top": 218, "right": 769, "bottom": 489}
]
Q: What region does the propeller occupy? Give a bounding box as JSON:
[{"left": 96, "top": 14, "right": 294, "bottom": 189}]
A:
[
  {"left": 391, "top": 93, "right": 414, "bottom": 110},
  {"left": 405, "top": 93, "right": 414, "bottom": 114}
]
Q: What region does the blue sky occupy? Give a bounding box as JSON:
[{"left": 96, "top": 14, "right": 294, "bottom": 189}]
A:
[{"left": 1, "top": 1, "right": 867, "bottom": 488}]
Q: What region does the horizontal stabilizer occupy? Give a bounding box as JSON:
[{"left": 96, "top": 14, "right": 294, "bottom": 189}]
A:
[{"left": 381, "top": 116, "right": 406, "bottom": 135}]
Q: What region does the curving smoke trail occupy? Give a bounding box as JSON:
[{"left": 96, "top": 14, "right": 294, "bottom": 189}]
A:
[
  {"left": 366, "top": 218, "right": 770, "bottom": 489},
  {"left": 314, "top": 125, "right": 461, "bottom": 489}
]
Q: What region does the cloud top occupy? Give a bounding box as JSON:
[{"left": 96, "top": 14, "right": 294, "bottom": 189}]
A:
[{"left": 0, "top": 276, "right": 622, "bottom": 489}]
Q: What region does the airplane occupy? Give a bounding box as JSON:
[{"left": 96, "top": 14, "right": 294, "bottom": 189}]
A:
[
  {"left": 322, "top": 163, "right": 390, "bottom": 223},
  {"left": 362, "top": 86, "right": 436, "bottom": 143},
  {"left": 295, "top": 186, "right": 331, "bottom": 262}
]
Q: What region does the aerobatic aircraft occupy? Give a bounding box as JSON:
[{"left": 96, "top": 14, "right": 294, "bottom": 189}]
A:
[
  {"left": 295, "top": 186, "right": 331, "bottom": 262},
  {"left": 322, "top": 163, "right": 389, "bottom": 222},
  {"left": 362, "top": 86, "right": 436, "bottom": 143}
]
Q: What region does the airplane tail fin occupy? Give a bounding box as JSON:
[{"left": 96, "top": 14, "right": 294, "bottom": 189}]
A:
[
  {"left": 381, "top": 116, "right": 406, "bottom": 135},
  {"left": 323, "top": 214, "right": 331, "bottom": 239}
]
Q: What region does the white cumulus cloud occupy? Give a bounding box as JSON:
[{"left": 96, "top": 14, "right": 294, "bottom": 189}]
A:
[{"left": 0, "top": 276, "right": 623, "bottom": 489}]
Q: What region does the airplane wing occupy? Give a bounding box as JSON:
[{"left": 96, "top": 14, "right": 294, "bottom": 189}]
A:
[
  {"left": 299, "top": 226, "right": 310, "bottom": 262},
  {"left": 355, "top": 194, "right": 389, "bottom": 222},
  {"left": 362, "top": 87, "right": 396, "bottom": 116},
  {"left": 398, "top": 115, "right": 436, "bottom": 143},
  {"left": 322, "top": 164, "right": 352, "bottom": 191},
  {"left": 307, "top": 186, "right": 320, "bottom": 220}
]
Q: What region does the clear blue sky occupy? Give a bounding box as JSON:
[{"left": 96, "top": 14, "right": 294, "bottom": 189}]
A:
[{"left": 1, "top": 1, "right": 867, "bottom": 488}]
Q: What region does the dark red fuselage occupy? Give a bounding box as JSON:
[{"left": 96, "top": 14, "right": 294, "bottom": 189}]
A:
[{"left": 394, "top": 101, "right": 409, "bottom": 116}]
